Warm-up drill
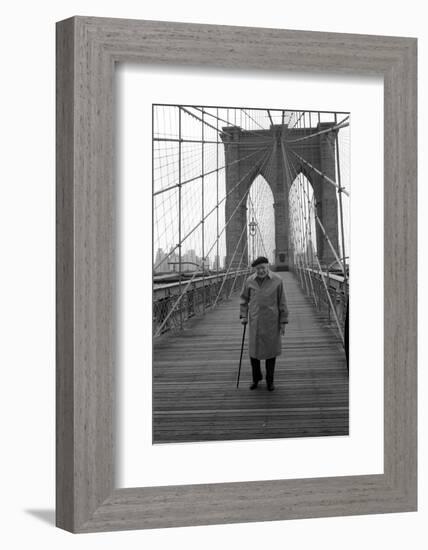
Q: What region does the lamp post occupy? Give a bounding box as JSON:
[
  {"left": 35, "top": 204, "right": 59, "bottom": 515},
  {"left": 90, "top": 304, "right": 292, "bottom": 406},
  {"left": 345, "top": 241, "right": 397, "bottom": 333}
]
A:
[{"left": 249, "top": 217, "right": 257, "bottom": 264}]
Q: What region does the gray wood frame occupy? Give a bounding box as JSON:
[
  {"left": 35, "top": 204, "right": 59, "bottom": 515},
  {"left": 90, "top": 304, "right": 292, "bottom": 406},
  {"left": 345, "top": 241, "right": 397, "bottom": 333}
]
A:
[{"left": 56, "top": 16, "right": 417, "bottom": 533}]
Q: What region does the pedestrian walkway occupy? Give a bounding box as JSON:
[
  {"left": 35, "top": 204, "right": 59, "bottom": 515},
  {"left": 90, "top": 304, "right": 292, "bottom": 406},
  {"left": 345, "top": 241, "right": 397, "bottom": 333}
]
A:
[{"left": 153, "top": 272, "right": 348, "bottom": 443}]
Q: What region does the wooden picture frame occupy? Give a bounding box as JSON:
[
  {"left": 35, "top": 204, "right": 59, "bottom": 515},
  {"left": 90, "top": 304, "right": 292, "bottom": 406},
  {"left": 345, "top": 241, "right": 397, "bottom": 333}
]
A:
[{"left": 56, "top": 16, "right": 417, "bottom": 533}]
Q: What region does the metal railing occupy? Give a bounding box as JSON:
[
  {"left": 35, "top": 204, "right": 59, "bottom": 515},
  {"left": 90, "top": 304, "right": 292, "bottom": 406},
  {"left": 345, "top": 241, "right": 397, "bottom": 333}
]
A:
[
  {"left": 293, "top": 263, "right": 349, "bottom": 343},
  {"left": 153, "top": 268, "right": 250, "bottom": 336}
]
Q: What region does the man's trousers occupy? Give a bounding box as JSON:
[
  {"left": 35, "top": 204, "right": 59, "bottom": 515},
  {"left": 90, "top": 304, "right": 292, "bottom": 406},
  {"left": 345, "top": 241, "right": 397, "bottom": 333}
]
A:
[{"left": 250, "top": 356, "right": 276, "bottom": 386}]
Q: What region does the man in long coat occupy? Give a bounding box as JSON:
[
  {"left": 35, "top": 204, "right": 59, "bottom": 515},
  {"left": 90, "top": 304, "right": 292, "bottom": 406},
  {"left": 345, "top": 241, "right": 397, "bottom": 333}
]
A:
[{"left": 239, "top": 256, "right": 289, "bottom": 391}]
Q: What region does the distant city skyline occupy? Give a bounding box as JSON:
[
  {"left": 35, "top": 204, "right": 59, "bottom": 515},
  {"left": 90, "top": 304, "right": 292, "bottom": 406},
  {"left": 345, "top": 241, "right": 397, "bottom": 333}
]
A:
[{"left": 154, "top": 246, "right": 226, "bottom": 273}]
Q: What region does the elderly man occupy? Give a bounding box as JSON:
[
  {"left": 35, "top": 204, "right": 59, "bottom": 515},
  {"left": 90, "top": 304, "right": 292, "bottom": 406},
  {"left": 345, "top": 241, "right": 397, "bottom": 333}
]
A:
[{"left": 239, "top": 256, "right": 289, "bottom": 391}]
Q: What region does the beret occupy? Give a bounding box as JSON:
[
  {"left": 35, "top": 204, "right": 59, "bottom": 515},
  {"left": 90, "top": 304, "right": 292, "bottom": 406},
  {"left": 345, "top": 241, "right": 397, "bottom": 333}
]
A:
[{"left": 251, "top": 256, "right": 269, "bottom": 267}]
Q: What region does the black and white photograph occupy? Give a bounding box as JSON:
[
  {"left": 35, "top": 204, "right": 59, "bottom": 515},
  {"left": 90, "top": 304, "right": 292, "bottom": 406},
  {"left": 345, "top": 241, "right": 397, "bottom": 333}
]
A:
[{"left": 152, "top": 104, "right": 350, "bottom": 444}]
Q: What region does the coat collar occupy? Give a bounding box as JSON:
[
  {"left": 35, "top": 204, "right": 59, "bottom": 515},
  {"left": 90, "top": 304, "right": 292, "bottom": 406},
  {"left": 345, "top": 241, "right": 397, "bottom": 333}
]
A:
[{"left": 250, "top": 269, "right": 272, "bottom": 280}]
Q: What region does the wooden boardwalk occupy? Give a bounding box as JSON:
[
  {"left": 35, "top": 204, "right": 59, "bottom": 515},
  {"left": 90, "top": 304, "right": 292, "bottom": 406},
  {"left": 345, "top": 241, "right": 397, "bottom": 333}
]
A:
[{"left": 153, "top": 272, "right": 348, "bottom": 443}]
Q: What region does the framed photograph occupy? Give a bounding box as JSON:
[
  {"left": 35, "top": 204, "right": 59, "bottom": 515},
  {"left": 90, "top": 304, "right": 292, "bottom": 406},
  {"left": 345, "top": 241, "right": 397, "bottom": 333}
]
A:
[
  {"left": 56, "top": 16, "right": 417, "bottom": 533},
  {"left": 150, "top": 102, "right": 350, "bottom": 445}
]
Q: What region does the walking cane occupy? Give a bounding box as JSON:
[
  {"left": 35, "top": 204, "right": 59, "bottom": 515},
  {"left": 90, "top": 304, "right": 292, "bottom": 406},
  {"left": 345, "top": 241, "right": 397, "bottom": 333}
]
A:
[{"left": 236, "top": 322, "right": 247, "bottom": 388}]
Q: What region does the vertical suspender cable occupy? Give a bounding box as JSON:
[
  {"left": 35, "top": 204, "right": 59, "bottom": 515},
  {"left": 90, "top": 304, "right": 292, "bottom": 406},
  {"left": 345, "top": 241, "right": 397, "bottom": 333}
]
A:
[
  {"left": 201, "top": 108, "right": 205, "bottom": 313},
  {"left": 178, "top": 106, "right": 183, "bottom": 328},
  {"left": 334, "top": 112, "right": 348, "bottom": 283}
]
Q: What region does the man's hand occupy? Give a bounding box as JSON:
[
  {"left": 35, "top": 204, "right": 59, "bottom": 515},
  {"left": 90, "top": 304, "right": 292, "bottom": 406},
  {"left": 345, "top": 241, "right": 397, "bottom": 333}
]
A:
[
  {"left": 240, "top": 318, "right": 248, "bottom": 325},
  {"left": 280, "top": 324, "right": 286, "bottom": 336}
]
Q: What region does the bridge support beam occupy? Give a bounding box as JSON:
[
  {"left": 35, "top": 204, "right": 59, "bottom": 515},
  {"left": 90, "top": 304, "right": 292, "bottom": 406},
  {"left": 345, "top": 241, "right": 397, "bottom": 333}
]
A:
[
  {"left": 270, "top": 133, "right": 290, "bottom": 271},
  {"left": 315, "top": 123, "right": 339, "bottom": 268},
  {"left": 224, "top": 126, "right": 248, "bottom": 270}
]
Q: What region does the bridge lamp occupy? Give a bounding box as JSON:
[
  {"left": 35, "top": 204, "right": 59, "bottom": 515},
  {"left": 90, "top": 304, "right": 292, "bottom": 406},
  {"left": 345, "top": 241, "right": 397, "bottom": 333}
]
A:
[{"left": 249, "top": 218, "right": 258, "bottom": 263}]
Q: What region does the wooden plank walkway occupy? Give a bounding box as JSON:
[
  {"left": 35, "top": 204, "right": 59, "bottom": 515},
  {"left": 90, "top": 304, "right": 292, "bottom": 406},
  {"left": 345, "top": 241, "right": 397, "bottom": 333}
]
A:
[{"left": 153, "top": 272, "right": 348, "bottom": 443}]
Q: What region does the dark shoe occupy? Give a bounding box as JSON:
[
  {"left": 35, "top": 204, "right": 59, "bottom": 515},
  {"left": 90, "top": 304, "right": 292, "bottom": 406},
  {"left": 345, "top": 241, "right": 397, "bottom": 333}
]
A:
[
  {"left": 267, "top": 383, "right": 275, "bottom": 391},
  {"left": 250, "top": 381, "right": 259, "bottom": 390}
]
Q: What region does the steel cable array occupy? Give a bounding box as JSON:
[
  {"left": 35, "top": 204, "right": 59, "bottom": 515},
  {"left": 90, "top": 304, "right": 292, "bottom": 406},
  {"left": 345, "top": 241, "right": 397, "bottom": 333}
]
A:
[{"left": 153, "top": 106, "right": 349, "bottom": 341}]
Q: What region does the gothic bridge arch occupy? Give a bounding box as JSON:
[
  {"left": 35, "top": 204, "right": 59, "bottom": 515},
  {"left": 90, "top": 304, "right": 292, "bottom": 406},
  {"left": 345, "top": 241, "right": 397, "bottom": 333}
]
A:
[{"left": 221, "top": 123, "right": 339, "bottom": 270}]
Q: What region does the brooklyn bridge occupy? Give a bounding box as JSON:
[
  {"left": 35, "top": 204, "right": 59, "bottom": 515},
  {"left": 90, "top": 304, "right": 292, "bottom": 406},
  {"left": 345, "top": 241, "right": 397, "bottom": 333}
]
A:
[{"left": 152, "top": 105, "right": 349, "bottom": 444}]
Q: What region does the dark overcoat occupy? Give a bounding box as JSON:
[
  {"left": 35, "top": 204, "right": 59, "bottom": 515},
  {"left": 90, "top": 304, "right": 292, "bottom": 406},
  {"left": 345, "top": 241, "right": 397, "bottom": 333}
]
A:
[{"left": 239, "top": 271, "right": 289, "bottom": 360}]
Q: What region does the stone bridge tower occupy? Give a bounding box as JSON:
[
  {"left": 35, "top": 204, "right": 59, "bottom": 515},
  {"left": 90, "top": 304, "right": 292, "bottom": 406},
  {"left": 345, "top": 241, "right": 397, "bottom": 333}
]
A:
[{"left": 221, "top": 122, "right": 339, "bottom": 271}]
